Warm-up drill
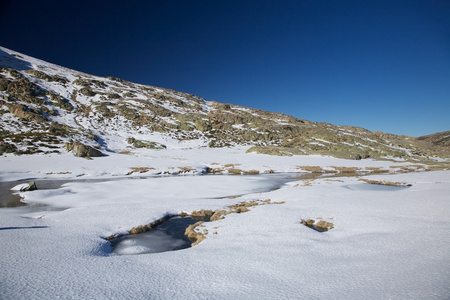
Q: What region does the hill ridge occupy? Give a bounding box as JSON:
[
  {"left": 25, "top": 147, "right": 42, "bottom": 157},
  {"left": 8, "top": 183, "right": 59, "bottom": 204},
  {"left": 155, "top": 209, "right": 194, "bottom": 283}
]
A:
[{"left": 0, "top": 46, "right": 448, "bottom": 163}]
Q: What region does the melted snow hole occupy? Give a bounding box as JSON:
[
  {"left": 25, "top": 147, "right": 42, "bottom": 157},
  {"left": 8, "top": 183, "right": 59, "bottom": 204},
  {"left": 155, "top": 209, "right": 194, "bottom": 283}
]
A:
[{"left": 110, "top": 216, "right": 203, "bottom": 255}]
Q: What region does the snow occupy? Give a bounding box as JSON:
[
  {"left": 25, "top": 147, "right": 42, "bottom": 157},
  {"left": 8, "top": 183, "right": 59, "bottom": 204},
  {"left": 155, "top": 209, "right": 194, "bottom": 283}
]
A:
[
  {"left": 0, "top": 147, "right": 416, "bottom": 182},
  {"left": 0, "top": 147, "right": 449, "bottom": 299},
  {"left": 1, "top": 45, "right": 450, "bottom": 298}
]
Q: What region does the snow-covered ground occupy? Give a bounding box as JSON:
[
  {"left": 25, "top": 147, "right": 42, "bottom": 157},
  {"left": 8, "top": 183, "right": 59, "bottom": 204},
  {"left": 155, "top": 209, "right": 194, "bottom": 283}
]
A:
[
  {"left": 1, "top": 149, "right": 449, "bottom": 299},
  {"left": 0, "top": 146, "right": 429, "bottom": 182}
]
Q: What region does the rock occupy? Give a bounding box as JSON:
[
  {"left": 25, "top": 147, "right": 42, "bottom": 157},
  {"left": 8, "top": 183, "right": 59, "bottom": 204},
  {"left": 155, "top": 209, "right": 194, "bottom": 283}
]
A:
[
  {"left": 20, "top": 181, "right": 37, "bottom": 192},
  {"left": 301, "top": 218, "right": 334, "bottom": 232},
  {"left": 301, "top": 219, "right": 315, "bottom": 228},
  {"left": 66, "top": 142, "right": 103, "bottom": 158},
  {"left": 315, "top": 220, "right": 334, "bottom": 232},
  {"left": 351, "top": 153, "right": 362, "bottom": 160}
]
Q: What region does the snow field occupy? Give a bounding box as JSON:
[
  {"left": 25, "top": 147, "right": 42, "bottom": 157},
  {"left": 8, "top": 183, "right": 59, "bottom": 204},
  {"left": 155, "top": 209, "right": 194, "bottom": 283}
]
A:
[{"left": 0, "top": 162, "right": 449, "bottom": 299}]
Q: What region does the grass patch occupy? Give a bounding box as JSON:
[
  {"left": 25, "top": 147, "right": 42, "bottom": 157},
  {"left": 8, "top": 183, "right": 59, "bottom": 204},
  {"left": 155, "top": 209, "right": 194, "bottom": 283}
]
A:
[
  {"left": 332, "top": 166, "right": 360, "bottom": 174},
  {"left": 178, "top": 166, "right": 196, "bottom": 173},
  {"left": 296, "top": 166, "right": 324, "bottom": 173},
  {"left": 244, "top": 169, "right": 260, "bottom": 175},
  {"left": 118, "top": 150, "right": 133, "bottom": 155},
  {"left": 224, "top": 163, "right": 241, "bottom": 168},
  {"left": 126, "top": 167, "right": 155, "bottom": 175},
  {"left": 228, "top": 168, "right": 243, "bottom": 175},
  {"left": 358, "top": 178, "right": 412, "bottom": 187}
]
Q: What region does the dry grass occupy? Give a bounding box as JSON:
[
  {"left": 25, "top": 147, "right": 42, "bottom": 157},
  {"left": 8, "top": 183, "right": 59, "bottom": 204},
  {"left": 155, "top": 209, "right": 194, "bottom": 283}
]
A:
[
  {"left": 126, "top": 167, "right": 155, "bottom": 175},
  {"left": 324, "top": 179, "right": 344, "bottom": 182},
  {"left": 228, "top": 168, "right": 244, "bottom": 175},
  {"left": 365, "top": 167, "right": 389, "bottom": 174},
  {"left": 118, "top": 150, "right": 133, "bottom": 155},
  {"left": 46, "top": 171, "right": 72, "bottom": 175},
  {"left": 389, "top": 164, "right": 429, "bottom": 173},
  {"left": 178, "top": 166, "right": 196, "bottom": 173},
  {"left": 427, "top": 165, "right": 450, "bottom": 171},
  {"left": 185, "top": 221, "right": 207, "bottom": 246},
  {"left": 206, "top": 167, "right": 224, "bottom": 174},
  {"left": 245, "top": 169, "right": 260, "bottom": 175},
  {"left": 296, "top": 165, "right": 324, "bottom": 173},
  {"left": 224, "top": 163, "right": 241, "bottom": 168},
  {"left": 358, "top": 178, "right": 412, "bottom": 187},
  {"left": 332, "top": 166, "right": 361, "bottom": 174}
]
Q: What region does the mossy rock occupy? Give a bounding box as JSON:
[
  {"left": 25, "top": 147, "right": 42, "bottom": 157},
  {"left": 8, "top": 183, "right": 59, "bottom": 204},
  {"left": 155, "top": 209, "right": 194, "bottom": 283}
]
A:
[
  {"left": 79, "top": 87, "right": 96, "bottom": 97},
  {"left": 126, "top": 137, "right": 166, "bottom": 149},
  {"left": 66, "top": 142, "right": 103, "bottom": 158},
  {"left": 9, "top": 103, "right": 47, "bottom": 122},
  {"left": 7, "top": 77, "right": 44, "bottom": 104}
]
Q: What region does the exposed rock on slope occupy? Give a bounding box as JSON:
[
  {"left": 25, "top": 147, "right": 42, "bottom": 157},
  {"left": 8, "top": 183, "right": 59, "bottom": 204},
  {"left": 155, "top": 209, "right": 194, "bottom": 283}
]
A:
[{"left": 0, "top": 46, "right": 448, "bottom": 163}]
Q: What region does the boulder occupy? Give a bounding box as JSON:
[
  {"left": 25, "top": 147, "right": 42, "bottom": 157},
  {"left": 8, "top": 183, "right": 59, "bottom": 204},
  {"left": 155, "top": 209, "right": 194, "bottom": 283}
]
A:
[
  {"left": 315, "top": 220, "right": 334, "bottom": 232},
  {"left": 11, "top": 181, "right": 37, "bottom": 192},
  {"left": 66, "top": 142, "right": 103, "bottom": 158}
]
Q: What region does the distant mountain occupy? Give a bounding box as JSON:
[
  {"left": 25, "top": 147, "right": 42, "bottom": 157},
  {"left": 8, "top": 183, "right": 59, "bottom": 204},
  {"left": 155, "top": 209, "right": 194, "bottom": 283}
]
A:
[{"left": 0, "top": 46, "right": 448, "bottom": 163}]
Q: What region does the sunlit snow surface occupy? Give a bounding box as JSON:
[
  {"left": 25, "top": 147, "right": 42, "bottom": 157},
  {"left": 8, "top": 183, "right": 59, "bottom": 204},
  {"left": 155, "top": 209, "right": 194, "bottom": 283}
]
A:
[{"left": 0, "top": 149, "right": 449, "bottom": 299}]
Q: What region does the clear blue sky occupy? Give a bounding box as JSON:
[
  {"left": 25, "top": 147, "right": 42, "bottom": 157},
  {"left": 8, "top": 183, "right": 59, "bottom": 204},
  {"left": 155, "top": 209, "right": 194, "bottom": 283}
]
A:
[{"left": 1, "top": 0, "right": 449, "bottom": 137}]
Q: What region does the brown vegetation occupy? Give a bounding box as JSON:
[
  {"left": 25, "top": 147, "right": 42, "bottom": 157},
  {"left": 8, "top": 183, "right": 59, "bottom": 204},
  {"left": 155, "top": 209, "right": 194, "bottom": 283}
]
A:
[
  {"left": 301, "top": 218, "right": 334, "bottom": 232},
  {"left": 358, "top": 178, "right": 412, "bottom": 187}
]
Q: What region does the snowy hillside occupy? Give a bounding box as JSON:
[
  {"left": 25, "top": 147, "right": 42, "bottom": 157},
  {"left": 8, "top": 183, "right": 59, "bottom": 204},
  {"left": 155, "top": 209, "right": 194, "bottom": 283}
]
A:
[
  {"left": 0, "top": 46, "right": 449, "bottom": 163},
  {"left": 1, "top": 46, "right": 450, "bottom": 299}
]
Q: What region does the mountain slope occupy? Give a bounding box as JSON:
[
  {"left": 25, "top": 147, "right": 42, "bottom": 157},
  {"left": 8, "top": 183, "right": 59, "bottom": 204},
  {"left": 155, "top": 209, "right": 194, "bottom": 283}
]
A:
[
  {"left": 0, "top": 46, "right": 448, "bottom": 163},
  {"left": 418, "top": 131, "right": 450, "bottom": 147}
]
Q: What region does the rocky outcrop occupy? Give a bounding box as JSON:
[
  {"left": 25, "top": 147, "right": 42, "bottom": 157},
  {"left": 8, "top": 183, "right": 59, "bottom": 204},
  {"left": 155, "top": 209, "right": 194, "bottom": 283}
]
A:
[{"left": 65, "top": 142, "right": 103, "bottom": 158}]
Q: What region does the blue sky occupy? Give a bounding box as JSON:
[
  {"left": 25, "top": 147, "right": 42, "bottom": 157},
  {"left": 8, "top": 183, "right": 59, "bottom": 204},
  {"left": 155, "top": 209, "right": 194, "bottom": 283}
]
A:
[{"left": 0, "top": 0, "right": 449, "bottom": 137}]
